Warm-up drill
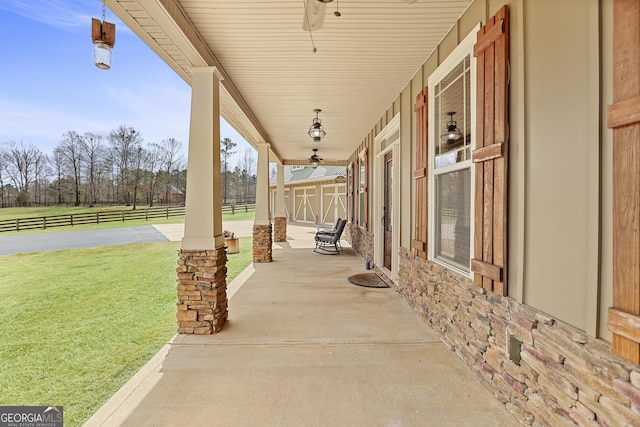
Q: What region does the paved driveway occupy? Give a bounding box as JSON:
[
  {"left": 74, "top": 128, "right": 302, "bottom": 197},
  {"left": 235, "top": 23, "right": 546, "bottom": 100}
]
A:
[
  {"left": 0, "top": 221, "right": 260, "bottom": 256},
  {"left": 0, "top": 226, "right": 169, "bottom": 256}
]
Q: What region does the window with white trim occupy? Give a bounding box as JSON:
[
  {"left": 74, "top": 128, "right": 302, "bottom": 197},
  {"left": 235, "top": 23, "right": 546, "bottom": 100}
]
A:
[
  {"left": 429, "top": 31, "right": 476, "bottom": 275},
  {"left": 346, "top": 162, "right": 354, "bottom": 222}
]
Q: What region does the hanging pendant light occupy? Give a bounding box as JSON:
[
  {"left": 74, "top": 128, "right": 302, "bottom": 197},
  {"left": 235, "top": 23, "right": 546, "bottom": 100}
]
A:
[
  {"left": 92, "top": 2, "right": 116, "bottom": 70},
  {"left": 308, "top": 109, "right": 326, "bottom": 142},
  {"left": 440, "top": 111, "right": 463, "bottom": 144}
]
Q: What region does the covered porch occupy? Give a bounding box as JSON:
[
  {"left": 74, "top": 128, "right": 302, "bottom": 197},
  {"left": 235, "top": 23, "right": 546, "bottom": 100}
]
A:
[
  {"left": 86, "top": 224, "right": 515, "bottom": 425},
  {"left": 98, "top": 0, "right": 640, "bottom": 424}
]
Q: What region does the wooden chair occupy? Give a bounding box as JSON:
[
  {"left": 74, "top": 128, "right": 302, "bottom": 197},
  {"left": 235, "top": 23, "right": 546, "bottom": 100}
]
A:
[{"left": 314, "top": 219, "right": 347, "bottom": 254}]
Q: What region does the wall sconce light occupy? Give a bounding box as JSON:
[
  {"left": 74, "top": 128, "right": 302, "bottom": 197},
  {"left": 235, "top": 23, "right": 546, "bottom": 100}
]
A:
[
  {"left": 92, "top": 3, "right": 116, "bottom": 70},
  {"left": 308, "top": 109, "right": 326, "bottom": 142},
  {"left": 440, "top": 111, "right": 463, "bottom": 143}
]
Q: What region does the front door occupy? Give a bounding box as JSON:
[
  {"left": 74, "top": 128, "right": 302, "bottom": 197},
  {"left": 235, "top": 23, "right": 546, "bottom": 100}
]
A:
[{"left": 383, "top": 151, "right": 393, "bottom": 270}]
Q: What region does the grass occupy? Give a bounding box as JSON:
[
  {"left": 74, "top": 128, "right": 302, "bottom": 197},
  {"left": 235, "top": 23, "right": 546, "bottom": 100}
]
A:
[
  {"left": 226, "top": 236, "right": 253, "bottom": 279},
  {"left": 0, "top": 237, "right": 253, "bottom": 427},
  {"left": 220, "top": 208, "right": 256, "bottom": 222}
]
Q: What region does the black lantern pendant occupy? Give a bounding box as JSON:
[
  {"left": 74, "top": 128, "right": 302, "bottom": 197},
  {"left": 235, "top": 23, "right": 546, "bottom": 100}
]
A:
[
  {"left": 308, "top": 109, "right": 326, "bottom": 142},
  {"left": 440, "top": 111, "right": 463, "bottom": 144}
]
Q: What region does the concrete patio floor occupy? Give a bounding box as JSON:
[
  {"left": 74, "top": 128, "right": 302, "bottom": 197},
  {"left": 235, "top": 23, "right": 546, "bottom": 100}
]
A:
[{"left": 85, "top": 223, "right": 516, "bottom": 426}]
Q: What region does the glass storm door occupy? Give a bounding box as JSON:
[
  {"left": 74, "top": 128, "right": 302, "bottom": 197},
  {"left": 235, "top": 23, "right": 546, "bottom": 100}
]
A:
[{"left": 383, "top": 151, "right": 393, "bottom": 270}]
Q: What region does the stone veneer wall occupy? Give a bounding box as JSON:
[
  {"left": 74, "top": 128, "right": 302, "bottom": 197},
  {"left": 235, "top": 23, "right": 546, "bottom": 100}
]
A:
[
  {"left": 273, "top": 217, "right": 287, "bottom": 242},
  {"left": 397, "top": 247, "right": 640, "bottom": 427},
  {"left": 253, "top": 224, "right": 273, "bottom": 263},
  {"left": 176, "top": 247, "right": 228, "bottom": 334},
  {"left": 344, "top": 222, "right": 374, "bottom": 265}
]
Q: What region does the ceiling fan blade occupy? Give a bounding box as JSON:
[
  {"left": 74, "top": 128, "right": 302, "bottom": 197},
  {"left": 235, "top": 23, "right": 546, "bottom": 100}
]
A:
[
  {"left": 302, "top": 0, "right": 327, "bottom": 32},
  {"left": 401, "top": 0, "right": 418, "bottom": 3}
]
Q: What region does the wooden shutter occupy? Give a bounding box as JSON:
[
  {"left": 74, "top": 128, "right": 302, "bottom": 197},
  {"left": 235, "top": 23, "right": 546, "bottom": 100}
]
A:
[
  {"left": 354, "top": 156, "right": 360, "bottom": 226},
  {"left": 471, "top": 5, "right": 509, "bottom": 296},
  {"left": 412, "top": 88, "right": 428, "bottom": 259},
  {"left": 607, "top": 0, "right": 640, "bottom": 364},
  {"left": 362, "top": 148, "right": 369, "bottom": 230}
]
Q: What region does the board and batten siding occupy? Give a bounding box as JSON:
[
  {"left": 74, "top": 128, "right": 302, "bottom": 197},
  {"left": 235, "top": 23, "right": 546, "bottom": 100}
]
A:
[{"left": 382, "top": 0, "right": 610, "bottom": 340}]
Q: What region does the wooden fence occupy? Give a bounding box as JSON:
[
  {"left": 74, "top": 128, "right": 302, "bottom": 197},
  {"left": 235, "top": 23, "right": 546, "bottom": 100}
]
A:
[{"left": 0, "top": 204, "right": 255, "bottom": 233}]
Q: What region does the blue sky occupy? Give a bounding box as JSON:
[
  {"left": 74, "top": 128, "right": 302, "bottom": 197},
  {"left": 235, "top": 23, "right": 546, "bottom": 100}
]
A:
[{"left": 0, "top": 0, "right": 252, "bottom": 167}]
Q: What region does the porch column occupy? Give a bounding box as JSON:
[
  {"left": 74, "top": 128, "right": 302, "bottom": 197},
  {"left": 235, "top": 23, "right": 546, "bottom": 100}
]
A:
[
  {"left": 177, "top": 67, "right": 227, "bottom": 334},
  {"left": 273, "top": 163, "right": 287, "bottom": 242},
  {"left": 253, "top": 143, "right": 272, "bottom": 262}
]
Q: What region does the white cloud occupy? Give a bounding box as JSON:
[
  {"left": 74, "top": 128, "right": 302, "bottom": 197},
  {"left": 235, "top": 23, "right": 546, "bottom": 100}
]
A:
[
  {"left": 0, "top": 0, "right": 130, "bottom": 33},
  {"left": 1, "top": 0, "right": 92, "bottom": 28}
]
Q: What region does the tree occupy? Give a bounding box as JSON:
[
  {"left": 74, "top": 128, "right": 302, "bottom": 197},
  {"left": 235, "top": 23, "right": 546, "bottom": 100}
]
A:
[
  {"left": 132, "top": 146, "right": 144, "bottom": 210},
  {"left": 57, "top": 131, "right": 84, "bottom": 206},
  {"left": 50, "top": 147, "right": 66, "bottom": 205},
  {"left": 157, "top": 138, "right": 184, "bottom": 205},
  {"left": 220, "top": 137, "right": 236, "bottom": 203},
  {"left": 0, "top": 145, "right": 8, "bottom": 207},
  {"left": 3, "top": 141, "right": 44, "bottom": 206},
  {"left": 108, "top": 125, "right": 142, "bottom": 205},
  {"left": 0, "top": 125, "right": 194, "bottom": 208},
  {"left": 173, "top": 169, "right": 187, "bottom": 201},
  {"left": 82, "top": 133, "right": 106, "bottom": 206},
  {"left": 238, "top": 148, "right": 256, "bottom": 203},
  {"left": 32, "top": 151, "right": 50, "bottom": 205}
]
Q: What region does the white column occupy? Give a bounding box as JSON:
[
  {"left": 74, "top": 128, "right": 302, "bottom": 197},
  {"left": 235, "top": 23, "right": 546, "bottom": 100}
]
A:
[
  {"left": 182, "top": 67, "right": 225, "bottom": 250},
  {"left": 274, "top": 163, "right": 286, "bottom": 217},
  {"left": 254, "top": 143, "right": 271, "bottom": 226}
]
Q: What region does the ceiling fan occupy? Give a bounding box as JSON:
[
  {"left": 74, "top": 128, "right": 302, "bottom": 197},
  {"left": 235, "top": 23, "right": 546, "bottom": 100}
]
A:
[
  {"left": 302, "top": 0, "right": 418, "bottom": 32},
  {"left": 308, "top": 148, "right": 323, "bottom": 168}
]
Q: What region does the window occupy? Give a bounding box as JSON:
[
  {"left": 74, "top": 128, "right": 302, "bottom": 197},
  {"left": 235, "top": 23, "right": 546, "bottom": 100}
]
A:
[
  {"left": 434, "top": 56, "right": 472, "bottom": 168},
  {"left": 434, "top": 167, "right": 471, "bottom": 270},
  {"left": 428, "top": 32, "right": 476, "bottom": 276},
  {"left": 346, "top": 163, "right": 353, "bottom": 222}
]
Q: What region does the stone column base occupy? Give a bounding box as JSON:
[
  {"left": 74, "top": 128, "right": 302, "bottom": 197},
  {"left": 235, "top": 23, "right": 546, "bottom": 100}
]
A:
[
  {"left": 253, "top": 224, "right": 273, "bottom": 263},
  {"left": 176, "top": 247, "right": 228, "bottom": 334},
  {"left": 273, "top": 217, "right": 287, "bottom": 242}
]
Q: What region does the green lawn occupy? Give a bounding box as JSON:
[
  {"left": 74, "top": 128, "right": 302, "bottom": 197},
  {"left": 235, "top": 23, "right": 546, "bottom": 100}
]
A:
[{"left": 0, "top": 236, "right": 253, "bottom": 427}]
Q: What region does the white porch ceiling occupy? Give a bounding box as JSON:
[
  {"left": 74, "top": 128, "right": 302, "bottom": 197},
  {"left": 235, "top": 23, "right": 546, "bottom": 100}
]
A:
[{"left": 106, "top": 0, "right": 472, "bottom": 165}]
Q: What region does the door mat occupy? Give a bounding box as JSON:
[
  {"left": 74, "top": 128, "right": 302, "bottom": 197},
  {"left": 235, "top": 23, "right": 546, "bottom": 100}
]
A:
[{"left": 347, "top": 273, "right": 390, "bottom": 288}]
